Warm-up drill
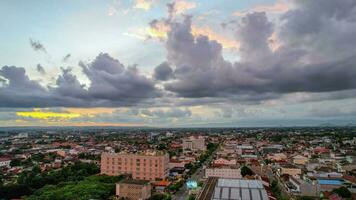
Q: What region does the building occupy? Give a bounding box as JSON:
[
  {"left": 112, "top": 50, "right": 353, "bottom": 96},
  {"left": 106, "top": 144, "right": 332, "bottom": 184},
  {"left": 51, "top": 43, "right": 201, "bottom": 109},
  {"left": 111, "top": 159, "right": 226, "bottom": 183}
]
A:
[
  {"left": 236, "top": 145, "right": 254, "bottom": 155},
  {"left": 213, "top": 158, "right": 237, "bottom": 167},
  {"left": 293, "top": 155, "right": 308, "bottom": 165},
  {"left": 116, "top": 179, "right": 151, "bottom": 200},
  {"left": 0, "top": 157, "right": 11, "bottom": 167},
  {"left": 287, "top": 176, "right": 320, "bottom": 197},
  {"left": 205, "top": 168, "right": 242, "bottom": 179},
  {"left": 169, "top": 160, "right": 185, "bottom": 169},
  {"left": 182, "top": 136, "right": 206, "bottom": 152},
  {"left": 267, "top": 153, "right": 287, "bottom": 161},
  {"left": 279, "top": 164, "right": 302, "bottom": 176},
  {"left": 198, "top": 178, "right": 269, "bottom": 200},
  {"left": 101, "top": 151, "right": 169, "bottom": 181}
]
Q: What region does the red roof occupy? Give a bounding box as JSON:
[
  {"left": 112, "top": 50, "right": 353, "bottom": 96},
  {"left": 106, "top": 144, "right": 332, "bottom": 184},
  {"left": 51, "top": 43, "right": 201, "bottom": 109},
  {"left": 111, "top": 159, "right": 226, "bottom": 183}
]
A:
[
  {"left": 343, "top": 175, "right": 356, "bottom": 184},
  {"left": 154, "top": 180, "right": 171, "bottom": 187},
  {"left": 0, "top": 157, "right": 11, "bottom": 161}
]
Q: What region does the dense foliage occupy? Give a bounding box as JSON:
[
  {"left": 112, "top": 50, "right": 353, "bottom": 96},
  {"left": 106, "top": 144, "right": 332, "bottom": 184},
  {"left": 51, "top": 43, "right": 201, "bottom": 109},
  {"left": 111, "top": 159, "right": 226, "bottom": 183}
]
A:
[
  {"left": 0, "top": 162, "right": 99, "bottom": 200},
  {"left": 240, "top": 166, "right": 253, "bottom": 177},
  {"left": 26, "top": 175, "right": 124, "bottom": 200},
  {"left": 150, "top": 193, "right": 171, "bottom": 200},
  {"left": 271, "top": 180, "right": 288, "bottom": 200},
  {"left": 332, "top": 186, "right": 351, "bottom": 198}
]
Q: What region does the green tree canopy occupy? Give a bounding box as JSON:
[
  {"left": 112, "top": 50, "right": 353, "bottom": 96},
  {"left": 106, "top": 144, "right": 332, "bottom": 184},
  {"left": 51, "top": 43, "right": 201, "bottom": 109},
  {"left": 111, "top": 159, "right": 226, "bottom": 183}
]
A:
[{"left": 240, "top": 166, "right": 253, "bottom": 177}]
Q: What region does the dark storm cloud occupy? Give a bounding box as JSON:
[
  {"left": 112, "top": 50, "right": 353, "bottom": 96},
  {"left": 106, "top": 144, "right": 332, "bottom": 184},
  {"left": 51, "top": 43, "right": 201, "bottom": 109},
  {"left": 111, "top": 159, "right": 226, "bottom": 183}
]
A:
[
  {"left": 29, "top": 38, "right": 46, "bottom": 53},
  {"left": 0, "top": 53, "right": 159, "bottom": 107},
  {"left": 81, "top": 53, "right": 159, "bottom": 101},
  {"left": 36, "top": 64, "right": 46, "bottom": 75},
  {"left": 159, "top": 0, "right": 356, "bottom": 100},
  {"left": 153, "top": 62, "right": 174, "bottom": 81}
]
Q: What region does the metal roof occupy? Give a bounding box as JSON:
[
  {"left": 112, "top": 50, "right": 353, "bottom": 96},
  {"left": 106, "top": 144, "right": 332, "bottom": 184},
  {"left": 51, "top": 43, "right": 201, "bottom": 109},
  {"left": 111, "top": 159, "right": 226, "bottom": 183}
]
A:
[{"left": 211, "top": 179, "right": 269, "bottom": 200}]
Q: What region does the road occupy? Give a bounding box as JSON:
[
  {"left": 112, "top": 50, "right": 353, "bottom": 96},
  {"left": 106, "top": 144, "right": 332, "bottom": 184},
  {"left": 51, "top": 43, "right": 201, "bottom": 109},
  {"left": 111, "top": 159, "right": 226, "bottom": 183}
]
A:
[
  {"left": 172, "top": 149, "right": 217, "bottom": 200},
  {"left": 172, "top": 165, "right": 205, "bottom": 200}
]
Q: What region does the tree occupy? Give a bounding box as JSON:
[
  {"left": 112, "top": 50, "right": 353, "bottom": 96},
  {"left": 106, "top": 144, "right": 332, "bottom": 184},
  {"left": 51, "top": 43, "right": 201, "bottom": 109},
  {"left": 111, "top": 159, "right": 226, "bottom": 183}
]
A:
[
  {"left": 25, "top": 175, "right": 124, "bottom": 200},
  {"left": 10, "top": 158, "right": 22, "bottom": 167},
  {"left": 240, "top": 166, "right": 253, "bottom": 177},
  {"left": 150, "top": 193, "right": 171, "bottom": 200},
  {"left": 298, "top": 196, "right": 314, "bottom": 200},
  {"left": 0, "top": 184, "right": 32, "bottom": 199},
  {"left": 332, "top": 186, "right": 351, "bottom": 198}
]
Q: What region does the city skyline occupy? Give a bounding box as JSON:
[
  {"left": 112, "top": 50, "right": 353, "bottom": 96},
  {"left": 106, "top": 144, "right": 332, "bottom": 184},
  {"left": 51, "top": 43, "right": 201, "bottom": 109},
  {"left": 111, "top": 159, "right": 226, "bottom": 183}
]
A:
[{"left": 1, "top": 0, "right": 356, "bottom": 127}]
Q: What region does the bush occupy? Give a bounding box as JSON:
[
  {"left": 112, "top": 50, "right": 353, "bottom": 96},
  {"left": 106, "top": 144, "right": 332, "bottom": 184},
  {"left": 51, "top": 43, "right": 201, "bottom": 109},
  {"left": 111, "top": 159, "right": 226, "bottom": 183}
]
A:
[
  {"left": 332, "top": 186, "right": 351, "bottom": 198},
  {"left": 240, "top": 166, "right": 253, "bottom": 177}
]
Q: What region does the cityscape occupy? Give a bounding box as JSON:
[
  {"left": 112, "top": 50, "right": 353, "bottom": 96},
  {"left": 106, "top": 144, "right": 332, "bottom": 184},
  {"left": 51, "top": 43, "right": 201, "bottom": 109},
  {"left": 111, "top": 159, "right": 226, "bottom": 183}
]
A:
[
  {"left": 1, "top": 0, "right": 356, "bottom": 200},
  {"left": 0, "top": 127, "right": 355, "bottom": 199}
]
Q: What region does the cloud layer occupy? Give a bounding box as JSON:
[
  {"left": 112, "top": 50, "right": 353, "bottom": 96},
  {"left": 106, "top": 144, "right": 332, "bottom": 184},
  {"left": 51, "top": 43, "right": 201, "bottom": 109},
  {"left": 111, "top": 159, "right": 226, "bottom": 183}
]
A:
[
  {"left": 156, "top": 0, "right": 356, "bottom": 102},
  {"left": 0, "top": 53, "right": 159, "bottom": 107}
]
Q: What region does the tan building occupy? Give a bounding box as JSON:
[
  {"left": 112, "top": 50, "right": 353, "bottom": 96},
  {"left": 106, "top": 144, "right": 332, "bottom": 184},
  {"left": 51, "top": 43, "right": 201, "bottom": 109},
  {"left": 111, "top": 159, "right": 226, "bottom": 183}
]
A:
[
  {"left": 204, "top": 168, "right": 242, "bottom": 179},
  {"left": 293, "top": 155, "right": 308, "bottom": 165},
  {"left": 213, "top": 158, "right": 237, "bottom": 167},
  {"left": 101, "top": 151, "right": 169, "bottom": 181},
  {"left": 280, "top": 165, "right": 302, "bottom": 176},
  {"left": 182, "top": 136, "right": 206, "bottom": 152},
  {"left": 267, "top": 153, "right": 287, "bottom": 161},
  {"left": 116, "top": 179, "right": 151, "bottom": 200}
]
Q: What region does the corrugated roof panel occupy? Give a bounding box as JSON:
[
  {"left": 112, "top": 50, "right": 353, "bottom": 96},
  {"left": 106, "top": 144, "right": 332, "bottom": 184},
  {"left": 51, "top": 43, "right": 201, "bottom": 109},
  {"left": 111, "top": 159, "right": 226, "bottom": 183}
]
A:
[
  {"left": 230, "top": 188, "right": 240, "bottom": 200},
  {"left": 251, "top": 189, "right": 261, "bottom": 200},
  {"left": 213, "top": 187, "right": 221, "bottom": 199},
  {"left": 240, "top": 180, "right": 249, "bottom": 188},
  {"left": 261, "top": 190, "right": 269, "bottom": 200},
  {"left": 222, "top": 187, "right": 230, "bottom": 199},
  {"left": 241, "top": 188, "right": 250, "bottom": 200}
]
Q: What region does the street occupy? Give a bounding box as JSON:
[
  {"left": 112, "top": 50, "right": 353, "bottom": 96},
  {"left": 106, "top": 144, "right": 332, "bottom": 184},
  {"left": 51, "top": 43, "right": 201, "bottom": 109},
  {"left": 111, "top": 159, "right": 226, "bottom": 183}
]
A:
[{"left": 172, "top": 149, "right": 216, "bottom": 200}]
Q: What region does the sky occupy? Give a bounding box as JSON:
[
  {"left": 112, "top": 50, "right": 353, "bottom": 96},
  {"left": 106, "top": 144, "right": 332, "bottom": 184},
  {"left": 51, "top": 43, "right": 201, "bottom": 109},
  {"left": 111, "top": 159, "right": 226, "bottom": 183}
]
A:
[{"left": 1, "top": 0, "right": 356, "bottom": 127}]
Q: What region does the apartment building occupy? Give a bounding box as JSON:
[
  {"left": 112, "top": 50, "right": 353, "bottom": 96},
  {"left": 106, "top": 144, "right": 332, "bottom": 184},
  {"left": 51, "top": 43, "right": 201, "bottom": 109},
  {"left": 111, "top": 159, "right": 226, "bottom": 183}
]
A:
[
  {"left": 182, "top": 136, "right": 206, "bottom": 152},
  {"left": 101, "top": 151, "right": 169, "bottom": 181}
]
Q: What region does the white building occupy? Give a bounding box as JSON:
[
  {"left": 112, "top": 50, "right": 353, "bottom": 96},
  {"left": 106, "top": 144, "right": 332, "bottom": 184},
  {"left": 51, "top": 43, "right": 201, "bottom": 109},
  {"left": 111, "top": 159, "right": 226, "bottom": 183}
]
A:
[
  {"left": 0, "top": 157, "right": 11, "bottom": 167},
  {"left": 182, "top": 136, "right": 206, "bottom": 152},
  {"left": 205, "top": 168, "right": 242, "bottom": 179}
]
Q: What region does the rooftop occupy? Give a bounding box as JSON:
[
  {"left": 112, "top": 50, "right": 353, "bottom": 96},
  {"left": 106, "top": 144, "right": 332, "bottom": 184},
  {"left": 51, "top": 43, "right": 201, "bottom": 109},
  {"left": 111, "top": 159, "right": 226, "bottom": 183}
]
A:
[
  {"left": 198, "top": 178, "right": 269, "bottom": 200},
  {"left": 119, "top": 179, "right": 150, "bottom": 185}
]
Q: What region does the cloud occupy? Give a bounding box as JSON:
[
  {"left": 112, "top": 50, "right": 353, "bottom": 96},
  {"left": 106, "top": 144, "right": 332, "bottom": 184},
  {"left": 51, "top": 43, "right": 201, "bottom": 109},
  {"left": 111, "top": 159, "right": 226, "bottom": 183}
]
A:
[
  {"left": 140, "top": 107, "right": 191, "bottom": 118},
  {"left": 134, "top": 0, "right": 153, "bottom": 10},
  {"left": 148, "top": 18, "right": 238, "bottom": 49},
  {"left": 62, "top": 54, "right": 71, "bottom": 62},
  {"left": 80, "top": 53, "right": 159, "bottom": 101},
  {"left": 156, "top": 0, "right": 356, "bottom": 101},
  {"left": 36, "top": 64, "right": 46, "bottom": 75},
  {"left": 153, "top": 62, "right": 174, "bottom": 81},
  {"left": 168, "top": 0, "right": 197, "bottom": 15},
  {"left": 29, "top": 38, "right": 46, "bottom": 53},
  {"left": 0, "top": 53, "right": 159, "bottom": 107},
  {"left": 233, "top": 1, "right": 290, "bottom": 17}
]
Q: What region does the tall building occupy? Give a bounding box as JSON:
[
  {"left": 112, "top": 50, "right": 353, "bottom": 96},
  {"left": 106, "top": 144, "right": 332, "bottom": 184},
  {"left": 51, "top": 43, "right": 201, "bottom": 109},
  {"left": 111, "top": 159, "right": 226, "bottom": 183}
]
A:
[
  {"left": 182, "top": 136, "right": 206, "bottom": 152},
  {"left": 101, "top": 151, "right": 169, "bottom": 181}
]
